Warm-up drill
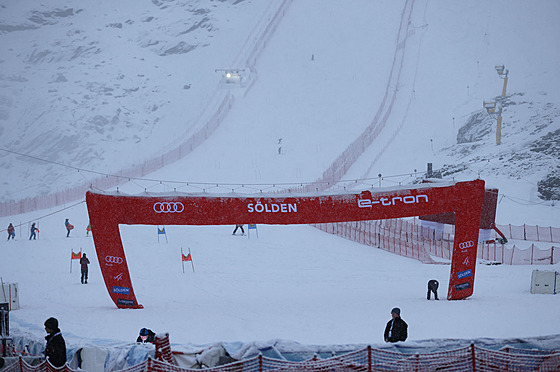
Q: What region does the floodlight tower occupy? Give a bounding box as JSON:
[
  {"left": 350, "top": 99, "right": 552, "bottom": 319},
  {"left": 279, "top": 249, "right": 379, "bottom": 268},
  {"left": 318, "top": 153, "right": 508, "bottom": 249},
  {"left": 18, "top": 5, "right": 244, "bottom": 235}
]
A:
[
  {"left": 483, "top": 100, "right": 503, "bottom": 145},
  {"left": 495, "top": 65, "right": 509, "bottom": 97}
]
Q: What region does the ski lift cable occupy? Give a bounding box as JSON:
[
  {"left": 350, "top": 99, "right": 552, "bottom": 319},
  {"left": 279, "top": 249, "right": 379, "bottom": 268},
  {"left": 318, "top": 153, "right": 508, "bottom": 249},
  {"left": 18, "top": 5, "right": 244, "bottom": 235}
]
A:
[
  {"left": 0, "top": 147, "right": 554, "bottom": 196},
  {"left": 0, "top": 200, "right": 86, "bottom": 233}
]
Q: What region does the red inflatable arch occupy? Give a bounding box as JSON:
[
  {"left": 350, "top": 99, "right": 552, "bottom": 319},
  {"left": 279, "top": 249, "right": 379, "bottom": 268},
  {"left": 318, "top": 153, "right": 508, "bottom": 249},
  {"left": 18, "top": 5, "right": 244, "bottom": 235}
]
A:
[{"left": 86, "top": 179, "right": 486, "bottom": 308}]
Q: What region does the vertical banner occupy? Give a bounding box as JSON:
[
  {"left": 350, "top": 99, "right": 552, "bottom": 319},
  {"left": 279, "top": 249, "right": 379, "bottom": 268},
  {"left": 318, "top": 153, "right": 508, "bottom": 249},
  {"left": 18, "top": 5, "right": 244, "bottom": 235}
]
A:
[{"left": 86, "top": 179, "right": 485, "bottom": 308}]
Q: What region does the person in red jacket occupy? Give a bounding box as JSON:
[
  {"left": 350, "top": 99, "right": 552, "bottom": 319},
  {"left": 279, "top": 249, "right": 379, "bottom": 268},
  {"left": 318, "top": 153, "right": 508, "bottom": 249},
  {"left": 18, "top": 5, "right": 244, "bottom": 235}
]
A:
[
  {"left": 80, "top": 253, "right": 90, "bottom": 284},
  {"left": 7, "top": 223, "right": 15, "bottom": 241}
]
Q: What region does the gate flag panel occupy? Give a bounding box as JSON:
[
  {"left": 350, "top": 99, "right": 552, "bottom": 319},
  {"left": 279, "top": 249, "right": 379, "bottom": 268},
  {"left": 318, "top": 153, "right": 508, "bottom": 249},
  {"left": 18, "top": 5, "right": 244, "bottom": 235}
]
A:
[{"left": 86, "top": 179, "right": 486, "bottom": 308}]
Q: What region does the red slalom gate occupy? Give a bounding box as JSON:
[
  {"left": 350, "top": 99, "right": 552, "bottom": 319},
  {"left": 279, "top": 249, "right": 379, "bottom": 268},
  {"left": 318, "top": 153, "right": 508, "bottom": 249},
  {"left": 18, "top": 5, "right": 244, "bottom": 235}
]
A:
[{"left": 85, "top": 179, "right": 485, "bottom": 308}]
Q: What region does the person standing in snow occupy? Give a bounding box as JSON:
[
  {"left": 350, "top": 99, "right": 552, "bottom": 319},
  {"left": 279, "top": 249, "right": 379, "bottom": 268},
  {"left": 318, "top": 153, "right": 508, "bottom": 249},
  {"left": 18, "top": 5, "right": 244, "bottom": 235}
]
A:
[
  {"left": 232, "top": 224, "right": 245, "bottom": 235},
  {"left": 29, "top": 222, "right": 38, "bottom": 240},
  {"left": 44, "top": 317, "right": 66, "bottom": 368},
  {"left": 65, "top": 219, "right": 73, "bottom": 238},
  {"left": 7, "top": 223, "right": 15, "bottom": 241},
  {"left": 384, "top": 307, "right": 408, "bottom": 343},
  {"left": 80, "top": 253, "right": 90, "bottom": 284},
  {"left": 427, "top": 279, "right": 439, "bottom": 300}
]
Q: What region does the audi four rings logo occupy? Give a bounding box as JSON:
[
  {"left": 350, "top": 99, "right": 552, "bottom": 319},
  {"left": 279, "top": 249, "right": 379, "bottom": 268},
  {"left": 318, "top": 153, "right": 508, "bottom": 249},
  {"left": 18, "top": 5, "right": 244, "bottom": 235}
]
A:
[
  {"left": 153, "top": 202, "right": 184, "bottom": 213},
  {"left": 105, "top": 256, "right": 123, "bottom": 264},
  {"left": 459, "top": 241, "right": 475, "bottom": 249}
]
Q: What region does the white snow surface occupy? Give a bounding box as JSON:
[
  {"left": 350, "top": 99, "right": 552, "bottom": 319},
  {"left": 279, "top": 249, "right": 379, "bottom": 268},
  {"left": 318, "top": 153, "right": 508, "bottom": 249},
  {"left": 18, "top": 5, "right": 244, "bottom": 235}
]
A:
[{"left": 1, "top": 0, "right": 560, "bottom": 370}]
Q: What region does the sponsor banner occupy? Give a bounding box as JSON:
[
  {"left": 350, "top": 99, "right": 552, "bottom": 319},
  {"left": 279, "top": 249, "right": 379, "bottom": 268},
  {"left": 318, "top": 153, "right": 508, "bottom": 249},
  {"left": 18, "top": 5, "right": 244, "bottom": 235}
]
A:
[
  {"left": 455, "top": 282, "right": 471, "bottom": 291},
  {"left": 153, "top": 202, "right": 184, "bottom": 213},
  {"left": 117, "top": 298, "right": 136, "bottom": 307},
  {"left": 358, "top": 194, "right": 429, "bottom": 208},
  {"left": 105, "top": 256, "right": 123, "bottom": 265},
  {"left": 459, "top": 240, "right": 475, "bottom": 250},
  {"left": 112, "top": 286, "right": 131, "bottom": 295},
  {"left": 457, "top": 269, "right": 473, "bottom": 280},
  {"left": 247, "top": 202, "right": 297, "bottom": 213}
]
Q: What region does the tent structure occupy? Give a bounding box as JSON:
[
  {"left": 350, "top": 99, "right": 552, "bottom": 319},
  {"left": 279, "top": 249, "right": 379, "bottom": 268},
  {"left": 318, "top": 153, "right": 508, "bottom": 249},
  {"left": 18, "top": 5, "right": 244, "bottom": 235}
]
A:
[{"left": 85, "top": 179, "right": 486, "bottom": 308}]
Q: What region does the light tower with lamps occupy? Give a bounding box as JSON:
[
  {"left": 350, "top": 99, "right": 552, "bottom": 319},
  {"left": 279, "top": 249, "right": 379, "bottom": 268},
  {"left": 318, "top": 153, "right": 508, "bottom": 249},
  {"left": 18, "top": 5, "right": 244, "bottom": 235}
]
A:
[
  {"left": 483, "top": 100, "right": 503, "bottom": 145},
  {"left": 495, "top": 65, "right": 509, "bottom": 97}
]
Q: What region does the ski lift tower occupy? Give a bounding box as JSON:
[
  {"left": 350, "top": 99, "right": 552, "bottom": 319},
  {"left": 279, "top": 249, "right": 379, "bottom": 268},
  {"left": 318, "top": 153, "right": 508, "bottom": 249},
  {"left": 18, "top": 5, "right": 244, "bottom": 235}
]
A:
[
  {"left": 495, "top": 65, "right": 509, "bottom": 97},
  {"left": 483, "top": 100, "right": 503, "bottom": 145}
]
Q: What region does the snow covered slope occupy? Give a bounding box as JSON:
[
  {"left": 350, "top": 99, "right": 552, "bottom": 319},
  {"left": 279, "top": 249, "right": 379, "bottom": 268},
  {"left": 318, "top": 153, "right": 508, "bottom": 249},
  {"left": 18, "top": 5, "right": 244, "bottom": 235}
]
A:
[
  {"left": 1, "top": 0, "right": 558, "bottom": 225},
  {"left": 0, "top": 1, "right": 559, "bottom": 369}
]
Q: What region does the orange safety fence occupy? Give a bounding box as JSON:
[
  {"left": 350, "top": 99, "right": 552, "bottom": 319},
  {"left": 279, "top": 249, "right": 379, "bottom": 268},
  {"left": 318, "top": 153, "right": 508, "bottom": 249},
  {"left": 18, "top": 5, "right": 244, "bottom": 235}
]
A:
[
  {"left": 313, "top": 219, "right": 560, "bottom": 265},
  {"left": 110, "top": 344, "right": 560, "bottom": 372},
  {"left": 496, "top": 223, "right": 560, "bottom": 243},
  {"left": 3, "top": 333, "right": 559, "bottom": 371}
]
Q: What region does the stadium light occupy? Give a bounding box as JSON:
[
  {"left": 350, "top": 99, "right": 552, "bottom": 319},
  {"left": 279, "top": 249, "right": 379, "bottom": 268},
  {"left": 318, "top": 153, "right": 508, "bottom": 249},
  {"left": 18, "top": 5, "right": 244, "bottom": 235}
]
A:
[
  {"left": 494, "top": 65, "right": 509, "bottom": 97},
  {"left": 483, "top": 100, "right": 503, "bottom": 145},
  {"left": 215, "top": 68, "right": 245, "bottom": 84}
]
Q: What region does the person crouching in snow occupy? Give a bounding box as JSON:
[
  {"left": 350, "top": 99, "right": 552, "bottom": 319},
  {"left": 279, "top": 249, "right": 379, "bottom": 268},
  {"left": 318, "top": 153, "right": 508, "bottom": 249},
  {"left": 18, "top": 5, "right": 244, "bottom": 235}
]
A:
[
  {"left": 427, "top": 279, "right": 439, "bottom": 300},
  {"left": 137, "top": 328, "right": 156, "bottom": 343}
]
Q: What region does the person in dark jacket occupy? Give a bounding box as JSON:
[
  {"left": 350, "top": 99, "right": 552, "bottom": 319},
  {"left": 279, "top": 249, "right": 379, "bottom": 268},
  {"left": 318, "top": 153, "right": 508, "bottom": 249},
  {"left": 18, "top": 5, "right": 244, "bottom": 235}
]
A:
[
  {"left": 427, "top": 279, "right": 439, "bottom": 300},
  {"left": 136, "top": 328, "right": 156, "bottom": 343},
  {"left": 44, "top": 317, "right": 66, "bottom": 367},
  {"left": 7, "top": 223, "right": 15, "bottom": 241},
  {"left": 384, "top": 307, "right": 408, "bottom": 343},
  {"left": 29, "top": 222, "right": 38, "bottom": 240},
  {"left": 80, "top": 253, "right": 90, "bottom": 284}
]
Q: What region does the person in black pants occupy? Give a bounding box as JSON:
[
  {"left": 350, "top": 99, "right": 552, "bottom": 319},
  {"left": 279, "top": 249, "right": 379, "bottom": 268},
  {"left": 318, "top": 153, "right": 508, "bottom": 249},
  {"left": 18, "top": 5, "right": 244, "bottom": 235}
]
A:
[
  {"left": 80, "top": 253, "right": 90, "bottom": 284},
  {"left": 427, "top": 279, "right": 439, "bottom": 300},
  {"left": 232, "top": 224, "right": 245, "bottom": 235}
]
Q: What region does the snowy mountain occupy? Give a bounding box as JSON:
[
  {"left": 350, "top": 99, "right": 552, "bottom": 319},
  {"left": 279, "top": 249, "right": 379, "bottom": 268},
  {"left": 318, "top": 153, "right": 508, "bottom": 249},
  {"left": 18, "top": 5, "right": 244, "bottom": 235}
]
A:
[
  {"left": 1, "top": 0, "right": 559, "bottom": 225},
  {"left": 1, "top": 0, "right": 560, "bottom": 370}
]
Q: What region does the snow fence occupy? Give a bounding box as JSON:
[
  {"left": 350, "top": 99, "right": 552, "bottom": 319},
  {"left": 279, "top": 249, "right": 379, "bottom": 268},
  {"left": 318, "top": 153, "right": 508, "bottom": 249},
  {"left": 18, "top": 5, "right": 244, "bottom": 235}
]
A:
[{"left": 313, "top": 219, "right": 560, "bottom": 265}]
